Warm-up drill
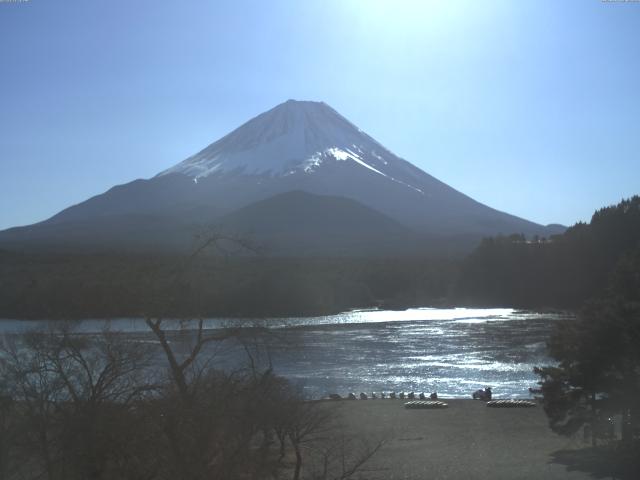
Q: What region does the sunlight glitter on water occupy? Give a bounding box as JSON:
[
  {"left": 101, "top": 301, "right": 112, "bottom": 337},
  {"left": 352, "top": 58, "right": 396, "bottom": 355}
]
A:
[{"left": 0, "top": 308, "right": 569, "bottom": 399}]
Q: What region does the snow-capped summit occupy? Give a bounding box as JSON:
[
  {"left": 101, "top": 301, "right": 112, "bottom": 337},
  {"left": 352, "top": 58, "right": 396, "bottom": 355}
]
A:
[{"left": 158, "top": 100, "right": 422, "bottom": 193}]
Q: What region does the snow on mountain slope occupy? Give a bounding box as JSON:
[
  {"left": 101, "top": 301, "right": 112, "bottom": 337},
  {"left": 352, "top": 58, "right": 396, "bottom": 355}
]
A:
[
  {"left": 158, "top": 100, "right": 424, "bottom": 194},
  {"left": 153, "top": 99, "right": 545, "bottom": 236}
]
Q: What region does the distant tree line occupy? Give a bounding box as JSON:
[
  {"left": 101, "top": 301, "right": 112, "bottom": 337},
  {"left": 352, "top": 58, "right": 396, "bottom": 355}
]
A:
[
  {"left": 0, "top": 196, "right": 638, "bottom": 319},
  {"left": 0, "top": 253, "right": 457, "bottom": 320}
]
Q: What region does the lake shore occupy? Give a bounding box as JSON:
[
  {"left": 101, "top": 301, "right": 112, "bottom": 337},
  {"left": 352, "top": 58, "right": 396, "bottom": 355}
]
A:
[{"left": 324, "top": 399, "right": 594, "bottom": 480}]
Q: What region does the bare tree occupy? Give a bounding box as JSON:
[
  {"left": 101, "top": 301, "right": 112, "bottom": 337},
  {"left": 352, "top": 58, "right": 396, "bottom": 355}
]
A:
[
  {"left": 308, "top": 433, "right": 385, "bottom": 480},
  {"left": 140, "top": 232, "right": 384, "bottom": 480},
  {"left": 0, "top": 325, "right": 157, "bottom": 480},
  {"left": 144, "top": 317, "right": 238, "bottom": 401},
  {"left": 0, "top": 232, "right": 383, "bottom": 480}
]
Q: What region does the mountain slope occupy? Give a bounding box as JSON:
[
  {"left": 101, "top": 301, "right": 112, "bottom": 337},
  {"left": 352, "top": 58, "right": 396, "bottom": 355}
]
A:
[
  {"left": 216, "top": 190, "right": 424, "bottom": 256},
  {"left": 0, "top": 100, "right": 563, "bottom": 255},
  {"left": 0, "top": 191, "right": 424, "bottom": 256},
  {"left": 0, "top": 213, "right": 203, "bottom": 253},
  {"left": 153, "top": 99, "right": 556, "bottom": 237}
]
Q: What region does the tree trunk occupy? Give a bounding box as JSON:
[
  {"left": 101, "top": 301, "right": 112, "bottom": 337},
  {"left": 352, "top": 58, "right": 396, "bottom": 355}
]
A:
[
  {"left": 590, "top": 392, "right": 597, "bottom": 448},
  {"left": 277, "top": 431, "right": 286, "bottom": 460},
  {"left": 292, "top": 442, "right": 302, "bottom": 480},
  {"left": 621, "top": 408, "right": 632, "bottom": 445}
]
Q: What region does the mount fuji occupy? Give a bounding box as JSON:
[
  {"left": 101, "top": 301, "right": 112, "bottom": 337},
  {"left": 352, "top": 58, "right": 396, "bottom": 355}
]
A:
[{"left": 0, "top": 100, "right": 563, "bottom": 255}]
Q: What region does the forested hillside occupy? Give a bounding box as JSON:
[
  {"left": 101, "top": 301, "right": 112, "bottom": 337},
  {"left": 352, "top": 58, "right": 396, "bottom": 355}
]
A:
[
  {"left": 0, "top": 252, "right": 456, "bottom": 319},
  {"left": 1, "top": 197, "right": 637, "bottom": 319},
  {"left": 456, "top": 196, "right": 640, "bottom": 308}
]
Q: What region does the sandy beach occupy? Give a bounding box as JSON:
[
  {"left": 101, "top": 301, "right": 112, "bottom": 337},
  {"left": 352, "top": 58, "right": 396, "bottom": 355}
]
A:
[{"left": 324, "top": 399, "right": 595, "bottom": 480}]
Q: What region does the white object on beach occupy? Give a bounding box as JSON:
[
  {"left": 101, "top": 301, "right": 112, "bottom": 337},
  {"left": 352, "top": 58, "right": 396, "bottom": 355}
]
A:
[
  {"left": 486, "top": 400, "right": 536, "bottom": 408},
  {"left": 404, "top": 401, "right": 449, "bottom": 409}
]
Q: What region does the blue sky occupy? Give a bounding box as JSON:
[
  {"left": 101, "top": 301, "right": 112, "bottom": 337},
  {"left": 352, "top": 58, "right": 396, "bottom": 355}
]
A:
[{"left": 1, "top": 0, "right": 638, "bottom": 230}]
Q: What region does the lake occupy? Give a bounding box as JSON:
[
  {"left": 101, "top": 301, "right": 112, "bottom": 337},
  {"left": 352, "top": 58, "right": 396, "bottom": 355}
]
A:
[{"left": 0, "top": 308, "right": 568, "bottom": 399}]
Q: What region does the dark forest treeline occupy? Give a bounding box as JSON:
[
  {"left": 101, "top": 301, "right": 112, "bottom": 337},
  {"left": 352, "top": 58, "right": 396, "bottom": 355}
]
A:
[
  {"left": 1, "top": 196, "right": 638, "bottom": 319},
  {"left": 456, "top": 196, "right": 640, "bottom": 308},
  {"left": 0, "top": 252, "right": 457, "bottom": 319},
  {"left": 532, "top": 206, "right": 640, "bottom": 466}
]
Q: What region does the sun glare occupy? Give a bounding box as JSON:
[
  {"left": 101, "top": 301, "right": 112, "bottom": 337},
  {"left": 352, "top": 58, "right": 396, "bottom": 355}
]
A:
[{"left": 345, "top": 0, "right": 475, "bottom": 35}]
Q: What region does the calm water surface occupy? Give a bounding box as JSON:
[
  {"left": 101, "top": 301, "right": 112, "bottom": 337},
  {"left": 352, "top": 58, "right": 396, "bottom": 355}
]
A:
[{"left": 0, "top": 308, "right": 568, "bottom": 399}]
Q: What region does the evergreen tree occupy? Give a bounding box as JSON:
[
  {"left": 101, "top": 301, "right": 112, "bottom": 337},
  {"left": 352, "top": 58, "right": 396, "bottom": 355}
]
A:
[{"left": 535, "top": 246, "right": 640, "bottom": 446}]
